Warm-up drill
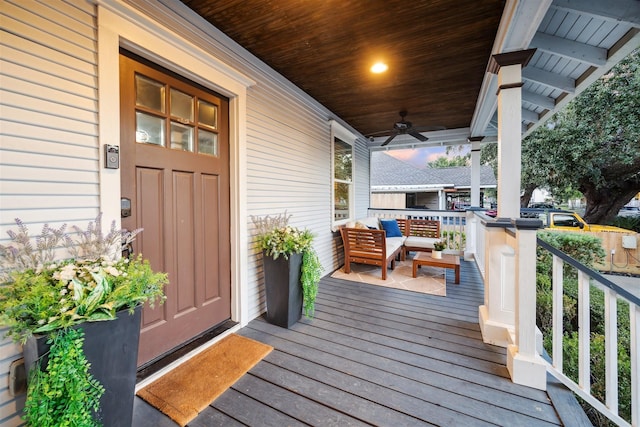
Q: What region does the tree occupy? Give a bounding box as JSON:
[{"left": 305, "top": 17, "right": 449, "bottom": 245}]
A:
[
  {"left": 483, "top": 49, "right": 640, "bottom": 223},
  {"left": 428, "top": 145, "right": 470, "bottom": 168},
  {"left": 533, "top": 49, "right": 640, "bottom": 223}
]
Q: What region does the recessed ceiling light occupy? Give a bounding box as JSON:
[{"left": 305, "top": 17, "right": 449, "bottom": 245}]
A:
[{"left": 371, "top": 62, "right": 388, "bottom": 73}]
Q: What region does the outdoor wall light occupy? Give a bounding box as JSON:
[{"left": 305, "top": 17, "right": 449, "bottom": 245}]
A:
[{"left": 370, "top": 62, "right": 388, "bottom": 73}]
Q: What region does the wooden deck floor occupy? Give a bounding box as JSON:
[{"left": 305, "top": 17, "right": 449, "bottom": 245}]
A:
[{"left": 133, "top": 259, "right": 566, "bottom": 426}]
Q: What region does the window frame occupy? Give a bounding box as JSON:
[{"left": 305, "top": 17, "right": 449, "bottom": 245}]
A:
[{"left": 330, "top": 120, "right": 357, "bottom": 228}]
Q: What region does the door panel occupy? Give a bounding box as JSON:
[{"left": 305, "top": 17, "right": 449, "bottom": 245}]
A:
[{"left": 120, "top": 52, "right": 231, "bottom": 365}]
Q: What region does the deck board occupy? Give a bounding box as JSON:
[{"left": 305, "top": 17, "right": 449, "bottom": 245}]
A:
[{"left": 133, "top": 260, "right": 565, "bottom": 426}]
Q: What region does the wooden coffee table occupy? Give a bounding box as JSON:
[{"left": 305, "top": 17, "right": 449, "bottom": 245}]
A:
[{"left": 412, "top": 252, "right": 460, "bottom": 284}]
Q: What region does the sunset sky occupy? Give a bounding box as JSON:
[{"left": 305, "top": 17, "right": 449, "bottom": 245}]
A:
[{"left": 385, "top": 145, "right": 470, "bottom": 169}]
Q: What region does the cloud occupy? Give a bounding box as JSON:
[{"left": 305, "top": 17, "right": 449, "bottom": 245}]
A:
[{"left": 387, "top": 147, "right": 447, "bottom": 168}]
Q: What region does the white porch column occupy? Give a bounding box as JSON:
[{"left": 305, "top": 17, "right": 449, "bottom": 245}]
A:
[
  {"left": 508, "top": 218, "right": 547, "bottom": 390},
  {"left": 490, "top": 50, "right": 536, "bottom": 220},
  {"left": 469, "top": 138, "right": 483, "bottom": 207},
  {"left": 479, "top": 49, "right": 536, "bottom": 348}
]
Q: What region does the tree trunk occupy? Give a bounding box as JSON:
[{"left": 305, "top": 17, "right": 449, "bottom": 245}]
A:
[
  {"left": 581, "top": 182, "right": 639, "bottom": 223},
  {"left": 520, "top": 183, "right": 537, "bottom": 208}
]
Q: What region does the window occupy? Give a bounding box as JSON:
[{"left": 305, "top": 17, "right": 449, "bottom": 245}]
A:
[
  {"left": 134, "top": 73, "right": 219, "bottom": 156},
  {"left": 553, "top": 214, "right": 579, "bottom": 227},
  {"left": 331, "top": 121, "right": 356, "bottom": 226}
]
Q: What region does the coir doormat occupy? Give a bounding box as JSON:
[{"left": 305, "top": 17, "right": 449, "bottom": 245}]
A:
[
  {"left": 137, "top": 334, "right": 273, "bottom": 426},
  {"left": 331, "top": 259, "right": 446, "bottom": 296}
]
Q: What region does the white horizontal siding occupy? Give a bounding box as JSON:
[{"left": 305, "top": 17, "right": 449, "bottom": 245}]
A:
[
  {"left": 0, "top": 0, "right": 98, "bottom": 423},
  {"left": 245, "top": 82, "right": 333, "bottom": 319}
]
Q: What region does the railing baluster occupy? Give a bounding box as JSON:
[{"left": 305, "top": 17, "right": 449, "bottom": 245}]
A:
[
  {"left": 578, "top": 270, "right": 591, "bottom": 393},
  {"left": 604, "top": 287, "right": 618, "bottom": 415},
  {"left": 552, "top": 255, "right": 564, "bottom": 372}
]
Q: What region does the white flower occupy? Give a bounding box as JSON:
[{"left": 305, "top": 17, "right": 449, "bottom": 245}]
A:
[
  {"left": 103, "top": 266, "right": 120, "bottom": 277},
  {"left": 54, "top": 264, "right": 77, "bottom": 282}
]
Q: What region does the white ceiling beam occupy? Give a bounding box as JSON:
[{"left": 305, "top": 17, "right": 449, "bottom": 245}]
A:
[
  {"left": 522, "top": 89, "right": 555, "bottom": 110},
  {"left": 522, "top": 108, "right": 539, "bottom": 124},
  {"left": 551, "top": 0, "right": 640, "bottom": 26},
  {"left": 530, "top": 32, "right": 607, "bottom": 66},
  {"left": 523, "top": 66, "right": 575, "bottom": 93},
  {"left": 524, "top": 28, "right": 640, "bottom": 138}
]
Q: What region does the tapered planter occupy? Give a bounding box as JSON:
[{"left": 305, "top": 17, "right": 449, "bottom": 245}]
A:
[
  {"left": 263, "top": 251, "right": 303, "bottom": 328},
  {"left": 23, "top": 306, "right": 142, "bottom": 427}
]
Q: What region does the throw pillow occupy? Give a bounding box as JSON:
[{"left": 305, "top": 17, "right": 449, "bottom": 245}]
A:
[{"left": 380, "top": 219, "right": 402, "bottom": 237}]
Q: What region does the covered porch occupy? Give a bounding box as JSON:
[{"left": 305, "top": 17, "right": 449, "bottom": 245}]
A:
[
  {"left": 135, "top": 258, "right": 585, "bottom": 426},
  {"left": 1, "top": 0, "right": 639, "bottom": 425}
]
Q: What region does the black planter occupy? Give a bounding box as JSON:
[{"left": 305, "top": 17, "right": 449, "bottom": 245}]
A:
[
  {"left": 23, "top": 306, "right": 142, "bottom": 427},
  {"left": 263, "top": 251, "right": 303, "bottom": 328}
]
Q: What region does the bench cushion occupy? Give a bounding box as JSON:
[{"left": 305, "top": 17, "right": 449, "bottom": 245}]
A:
[
  {"left": 404, "top": 236, "right": 438, "bottom": 249},
  {"left": 386, "top": 236, "right": 406, "bottom": 254},
  {"left": 358, "top": 216, "right": 381, "bottom": 230}
]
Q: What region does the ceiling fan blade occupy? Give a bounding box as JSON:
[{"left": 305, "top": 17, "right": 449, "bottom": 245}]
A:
[
  {"left": 381, "top": 133, "right": 398, "bottom": 146},
  {"left": 408, "top": 129, "right": 428, "bottom": 142}
]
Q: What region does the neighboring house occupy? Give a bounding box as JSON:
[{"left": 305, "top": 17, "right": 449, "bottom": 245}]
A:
[{"left": 370, "top": 152, "right": 496, "bottom": 210}]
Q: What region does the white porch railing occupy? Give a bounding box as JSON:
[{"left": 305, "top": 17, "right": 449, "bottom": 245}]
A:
[
  {"left": 367, "top": 208, "right": 639, "bottom": 425},
  {"left": 472, "top": 210, "right": 639, "bottom": 426},
  {"left": 537, "top": 238, "right": 640, "bottom": 427},
  {"left": 367, "top": 208, "right": 467, "bottom": 255}
]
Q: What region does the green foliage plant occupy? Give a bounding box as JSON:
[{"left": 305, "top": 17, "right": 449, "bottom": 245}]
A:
[
  {"left": 24, "top": 328, "right": 104, "bottom": 427},
  {"left": 0, "top": 216, "right": 168, "bottom": 343},
  {"left": 442, "top": 230, "right": 466, "bottom": 250},
  {"left": 433, "top": 240, "right": 446, "bottom": 251},
  {"left": 0, "top": 215, "right": 168, "bottom": 425},
  {"left": 251, "top": 211, "right": 323, "bottom": 317}
]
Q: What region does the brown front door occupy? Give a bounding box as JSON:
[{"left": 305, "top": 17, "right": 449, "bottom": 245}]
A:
[{"left": 119, "top": 52, "right": 231, "bottom": 365}]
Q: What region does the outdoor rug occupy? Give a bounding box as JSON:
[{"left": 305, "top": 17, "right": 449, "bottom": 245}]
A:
[
  {"left": 136, "top": 334, "right": 273, "bottom": 426},
  {"left": 331, "top": 259, "right": 446, "bottom": 296}
]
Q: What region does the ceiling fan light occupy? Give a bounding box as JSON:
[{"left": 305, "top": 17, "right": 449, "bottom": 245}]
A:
[{"left": 370, "top": 62, "right": 388, "bottom": 73}]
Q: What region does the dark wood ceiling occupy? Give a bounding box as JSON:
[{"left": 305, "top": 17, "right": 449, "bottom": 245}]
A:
[{"left": 180, "top": 0, "right": 505, "bottom": 137}]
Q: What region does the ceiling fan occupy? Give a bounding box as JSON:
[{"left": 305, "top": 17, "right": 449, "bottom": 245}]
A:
[{"left": 368, "top": 110, "right": 445, "bottom": 146}]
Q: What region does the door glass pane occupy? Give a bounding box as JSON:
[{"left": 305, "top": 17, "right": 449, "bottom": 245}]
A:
[
  {"left": 334, "top": 138, "right": 352, "bottom": 181},
  {"left": 171, "top": 89, "right": 193, "bottom": 122},
  {"left": 334, "top": 182, "right": 350, "bottom": 221},
  {"left": 198, "top": 100, "right": 217, "bottom": 128},
  {"left": 170, "top": 121, "right": 194, "bottom": 151},
  {"left": 198, "top": 129, "right": 218, "bottom": 156},
  {"left": 136, "top": 112, "right": 165, "bottom": 145},
  {"left": 135, "top": 74, "right": 165, "bottom": 112}
]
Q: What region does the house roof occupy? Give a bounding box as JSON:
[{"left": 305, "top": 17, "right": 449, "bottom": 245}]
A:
[
  {"left": 370, "top": 152, "right": 496, "bottom": 192},
  {"left": 177, "top": 0, "right": 640, "bottom": 150}
]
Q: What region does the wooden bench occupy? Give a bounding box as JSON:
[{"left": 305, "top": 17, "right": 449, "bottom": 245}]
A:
[{"left": 339, "top": 227, "right": 403, "bottom": 280}]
